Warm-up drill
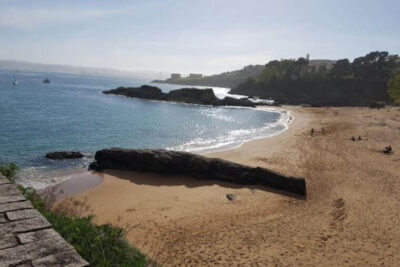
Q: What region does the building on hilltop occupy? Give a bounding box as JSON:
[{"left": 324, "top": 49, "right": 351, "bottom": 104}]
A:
[
  {"left": 189, "top": 73, "right": 203, "bottom": 78},
  {"left": 170, "top": 73, "right": 181, "bottom": 80}
]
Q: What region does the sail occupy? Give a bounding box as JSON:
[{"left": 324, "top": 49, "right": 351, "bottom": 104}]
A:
[{"left": 43, "top": 66, "right": 50, "bottom": 83}]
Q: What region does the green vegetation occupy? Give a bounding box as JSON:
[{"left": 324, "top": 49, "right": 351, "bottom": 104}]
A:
[
  {"left": 0, "top": 164, "right": 148, "bottom": 267},
  {"left": 388, "top": 75, "right": 400, "bottom": 104},
  {"left": 230, "top": 51, "right": 400, "bottom": 106},
  {"left": 0, "top": 163, "right": 18, "bottom": 182}
]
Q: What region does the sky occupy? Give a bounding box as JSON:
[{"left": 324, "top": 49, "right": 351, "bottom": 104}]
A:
[{"left": 0, "top": 0, "right": 399, "bottom": 75}]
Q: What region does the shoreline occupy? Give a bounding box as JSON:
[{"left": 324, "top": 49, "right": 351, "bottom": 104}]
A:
[
  {"left": 50, "top": 105, "right": 300, "bottom": 198},
  {"left": 205, "top": 106, "right": 309, "bottom": 166},
  {"left": 20, "top": 104, "right": 292, "bottom": 191},
  {"left": 203, "top": 106, "right": 293, "bottom": 154},
  {"left": 50, "top": 105, "right": 311, "bottom": 263},
  {"left": 52, "top": 106, "right": 400, "bottom": 265},
  {"left": 179, "top": 105, "right": 293, "bottom": 154}
]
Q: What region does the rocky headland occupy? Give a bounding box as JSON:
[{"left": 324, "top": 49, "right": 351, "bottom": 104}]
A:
[{"left": 103, "top": 85, "right": 256, "bottom": 107}]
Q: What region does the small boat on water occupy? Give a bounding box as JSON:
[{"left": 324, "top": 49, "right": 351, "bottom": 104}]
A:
[
  {"left": 43, "top": 66, "right": 50, "bottom": 84},
  {"left": 12, "top": 71, "right": 18, "bottom": 85}
]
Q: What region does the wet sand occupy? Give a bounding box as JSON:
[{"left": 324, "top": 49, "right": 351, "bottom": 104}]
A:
[
  {"left": 55, "top": 106, "right": 400, "bottom": 266},
  {"left": 42, "top": 172, "right": 103, "bottom": 199}
]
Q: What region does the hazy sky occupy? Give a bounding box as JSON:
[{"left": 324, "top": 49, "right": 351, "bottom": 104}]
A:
[{"left": 0, "top": 0, "right": 399, "bottom": 74}]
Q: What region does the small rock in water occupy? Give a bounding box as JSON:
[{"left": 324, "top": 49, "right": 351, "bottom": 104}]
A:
[
  {"left": 45, "top": 151, "right": 84, "bottom": 160},
  {"left": 226, "top": 194, "right": 237, "bottom": 201}
]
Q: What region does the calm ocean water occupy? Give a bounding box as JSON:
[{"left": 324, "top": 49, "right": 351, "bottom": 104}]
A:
[{"left": 0, "top": 69, "right": 290, "bottom": 188}]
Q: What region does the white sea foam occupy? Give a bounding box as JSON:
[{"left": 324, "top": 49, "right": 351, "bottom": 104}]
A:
[
  {"left": 167, "top": 108, "right": 292, "bottom": 153},
  {"left": 15, "top": 156, "right": 93, "bottom": 189}
]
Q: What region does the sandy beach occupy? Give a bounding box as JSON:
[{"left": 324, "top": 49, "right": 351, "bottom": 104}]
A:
[{"left": 53, "top": 106, "right": 400, "bottom": 266}]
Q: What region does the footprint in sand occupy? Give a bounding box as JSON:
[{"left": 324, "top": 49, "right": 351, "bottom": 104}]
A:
[
  {"left": 320, "top": 198, "right": 347, "bottom": 242},
  {"left": 330, "top": 197, "right": 346, "bottom": 229},
  {"left": 126, "top": 208, "right": 137, "bottom": 212}
]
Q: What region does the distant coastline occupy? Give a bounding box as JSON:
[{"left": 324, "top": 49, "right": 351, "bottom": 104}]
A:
[
  {"left": 154, "top": 52, "right": 400, "bottom": 107},
  {"left": 153, "top": 64, "right": 265, "bottom": 88},
  {"left": 0, "top": 59, "right": 169, "bottom": 80}
]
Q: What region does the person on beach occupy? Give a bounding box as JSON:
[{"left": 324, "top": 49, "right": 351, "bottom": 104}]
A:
[
  {"left": 384, "top": 145, "right": 393, "bottom": 154},
  {"left": 311, "top": 128, "right": 314, "bottom": 137},
  {"left": 322, "top": 127, "right": 325, "bottom": 135}
]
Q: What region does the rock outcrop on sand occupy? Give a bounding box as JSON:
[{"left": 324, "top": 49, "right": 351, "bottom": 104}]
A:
[
  {"left": 369, "top": 101, "right": 385, "bottom": 109},
  {"left": 103, "top": 85, "right": 256, "bottom": 107},
  {"left": 89, "top": 148, "right": 306, "bottom": 195},
  {"left": 45, "top": 151, "right": 84, "bottom": 160}
]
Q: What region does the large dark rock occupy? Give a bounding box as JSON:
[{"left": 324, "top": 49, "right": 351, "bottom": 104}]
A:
[
  {"left": 45, "top": 151, "right": 84, "bottom": 160},
  {"left": 369, "top": 101, "right": 385, "bottom": 109},
  {"left": 103, "top": 86, "right": 256, "bottom": 107},
  {"left": 89, "top": 148, "right": 306, "bottom": 195},
  {"left": 218, "top": 96, "right": 255, "bottom": 107},
  {"left": 103, "top": 85, "right": 165, "bottom": 100},
  {"left": 167, "top": 88, "right": 218, "bottom": 105}
]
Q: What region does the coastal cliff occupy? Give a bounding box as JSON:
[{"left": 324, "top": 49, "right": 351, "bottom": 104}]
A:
[
  {"left": 89, "top": 148, "right": 307, "bottom": 195},
  {"left": 103, "top": 85, "right": 256, "bottom": 107}
]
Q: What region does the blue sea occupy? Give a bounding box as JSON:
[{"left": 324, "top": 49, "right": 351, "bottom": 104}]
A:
[{"left": 0, "top": 69, "right": 290, "bottom": 188}]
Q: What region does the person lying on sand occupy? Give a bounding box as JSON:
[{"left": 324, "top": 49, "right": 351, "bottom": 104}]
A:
[{"left": 383, "top": 145, "right": 393, "bottom": 154}]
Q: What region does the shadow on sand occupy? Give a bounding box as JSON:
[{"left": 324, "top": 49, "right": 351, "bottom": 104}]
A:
[{"left": 99, "top": 169, "right": 306, "bottom": 200}]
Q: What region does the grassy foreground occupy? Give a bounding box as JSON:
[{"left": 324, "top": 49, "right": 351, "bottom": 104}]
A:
[{"left": 1, "top": 163, "right": 147, "bottom": 267}]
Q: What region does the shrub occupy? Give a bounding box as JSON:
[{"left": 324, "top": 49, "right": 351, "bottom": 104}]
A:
[{"left": 0, "top": 163, "right": 19, "bottom": 182}]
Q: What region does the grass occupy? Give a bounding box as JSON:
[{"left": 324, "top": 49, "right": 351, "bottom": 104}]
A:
[
  {"left": 1, "top": 163, "right": 148, "bottom": 267},
  {"left": 0, "top": 163, "right": 18, "bottom": 182}
]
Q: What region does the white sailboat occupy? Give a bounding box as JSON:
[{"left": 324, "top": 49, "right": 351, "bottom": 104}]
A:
[
  {"left": 12, "top": 71, "right": 18, "bottom": 85},
  {"left": 43, "top": 66, "right": 50, "bottom": 83}
]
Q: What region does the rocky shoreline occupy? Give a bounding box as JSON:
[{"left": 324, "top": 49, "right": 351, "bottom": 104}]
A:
[
  {"left": 89, "top": 148, "right": 306, "bottom": 195},
  {"left": 103, "top": 85, "right": 257, "bottom": 107}
]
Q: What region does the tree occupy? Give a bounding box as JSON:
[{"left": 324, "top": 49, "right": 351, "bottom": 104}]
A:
[
  {"left": 318, "top": 64, "right": 328, "bottom": 74},
  {"left": 330, "top": 59, "right": 351, "bottom": 77},
  {"left": 387, "top": 75, "right": 400, "bottom": 103},
  {"left": 258, "top": 58, "right": 310, "bottom": 83},
  {"left": 352, "top": 51, "right": 393, "bottom": 79}
]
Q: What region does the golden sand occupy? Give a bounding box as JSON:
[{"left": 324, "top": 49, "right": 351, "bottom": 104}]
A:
[{"left": 56, "top": 106, "right": 400, "bottom": 266}]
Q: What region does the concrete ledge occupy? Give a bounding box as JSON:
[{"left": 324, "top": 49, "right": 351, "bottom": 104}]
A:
[{"left": 0, "top": 179, "right": 88, "bottom": 266}]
